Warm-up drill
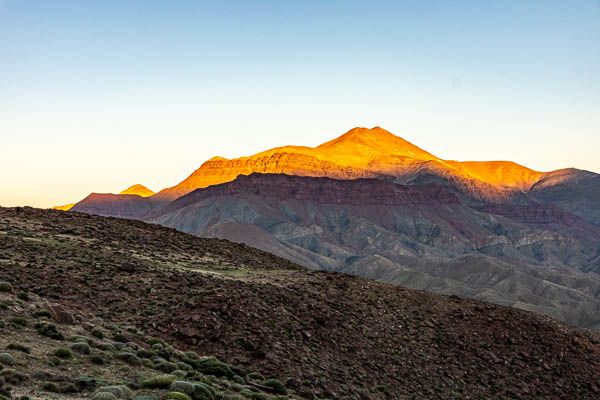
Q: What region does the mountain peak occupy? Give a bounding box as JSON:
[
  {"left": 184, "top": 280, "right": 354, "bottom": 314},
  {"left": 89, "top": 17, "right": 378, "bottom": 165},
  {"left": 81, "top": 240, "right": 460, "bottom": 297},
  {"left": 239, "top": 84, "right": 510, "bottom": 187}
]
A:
[
  {"left": 119, "top": 184, "right": 155, "bottom": 197},
  {"left": 317, "top": 126, "right": 439, "bottom": 162}
]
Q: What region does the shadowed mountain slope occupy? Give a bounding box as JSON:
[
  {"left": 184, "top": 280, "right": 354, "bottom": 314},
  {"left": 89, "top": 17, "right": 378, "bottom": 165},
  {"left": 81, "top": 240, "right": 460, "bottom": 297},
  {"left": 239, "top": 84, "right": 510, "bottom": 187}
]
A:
[
  {"left": 3, "top": 206, "right": 600, "bottom": 399},
  {"left": 145, "top": 173, "right": 600, "bottom": 329}
]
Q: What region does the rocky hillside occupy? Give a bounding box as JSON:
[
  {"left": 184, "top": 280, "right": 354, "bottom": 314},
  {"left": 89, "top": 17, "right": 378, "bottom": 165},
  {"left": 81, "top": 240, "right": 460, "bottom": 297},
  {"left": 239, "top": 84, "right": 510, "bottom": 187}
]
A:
[
  {"left": 2, "top": 207, "right": 600, "bottom": 399},
  {"left": 144, "top": 173, "right": 600, "bottom": 329},
  {"left": 0, "top": 287, "right": 290, "bottom": 400}
]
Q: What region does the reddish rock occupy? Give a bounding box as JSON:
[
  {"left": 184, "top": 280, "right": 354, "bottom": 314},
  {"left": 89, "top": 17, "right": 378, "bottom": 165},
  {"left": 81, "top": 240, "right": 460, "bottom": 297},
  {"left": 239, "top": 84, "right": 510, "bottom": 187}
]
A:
[{"left": 46, "top": 303, "right": 76, "bottom": 324}]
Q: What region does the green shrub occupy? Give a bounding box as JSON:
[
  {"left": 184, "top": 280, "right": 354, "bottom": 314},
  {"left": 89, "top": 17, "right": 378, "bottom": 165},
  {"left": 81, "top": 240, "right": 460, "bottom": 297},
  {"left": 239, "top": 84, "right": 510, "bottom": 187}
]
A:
[
  {"left": 94, "top": 385, "right": 131, "bottom": 399},
  {"left": 163, "top": 393, "right": 191, "bottom": 400},
  {"left": 112, "top": 333, "right": 128, "bottom": 343},
  {"left": 141, "top": 374, "right": 176, "bottom": 389},
  {"left": 170, "top": 381, "right": 195, "bottom": 395},
  {"left": 176, "top": 362, "right": 192, "bottom": 371},
  {"left": 49, "top": 356, "right": 61, "bottom": 366},
  {"left": 96, "top": 342, "right": 116, "bottom": 352},
  {"left": 262, "top": 379, "right": 287, "bottom": 395},
  {"left": 156, "top": 361, "right": 177, "bottom": 373},
  {"left": 35, "top": 322, "right": 64, "bottom": 340},
  {"left": 196, "top": 358, "right": 233, "bottom": 378},
  {"left": 143, "top": 359, "right": 154, "bottom": 368},
  {"left": 117, "top": 352, "right": 142, "bottom": 366},
  {"left": 184, "top": 351, "right": 200, "bottom": 360},
  {"left": 92, "top": 328, "right": 104, "bottom": 339},
  {"left": 125, "top": 342, "right": 139, "bottom": 350},
  {"left": 172, "top": 370, "right": 186, "bottom": 379},
  {"left": 91, "top": 393, "right": 118, "bottom": 400},
  {"left": 152, "top": 343, "right": 165, "bottom": 352},
  {"left": 192, "top": 382, "right": 216, "bottom": 400},
  {"left": 42, "top": 382, "right": 60, "bottom": 393},
  {"left": 137, "top": 349, "right": 155, "bottom": 359},
  {"left": 33, "top": 309, "right": 51, "bottom": 318},
  {"left": 124, "top": 325, "right": 137, "bottom": 334},
  {"left": 239, "top": 391, "right": 265, "bottom": 400},
  {"left": 53, "top": 347, "right": 72, "bottom": 359},
  {"left": 90, "top": 354, "right": 105, "bottom": 365},
  {"left": 61, "top": 383, "right": 78, "bottom": 393},
  {"left": 16, "top": 292, "right": 29, "bottom": 302},
  {"left": 0, "top": 282, "right": 12, "bottom": 293},
  {"left": 10, "top": 317, "right": 27, "bottom": 327},
  {"left": 1, "top": 368, "right": 28, "bottom": 384},
  {"left": 232, "top": 375, "right": 244, "bottom": 385},
  {"left": 247, "top": 372, "right": 264, "bottom": 381},
  {"left": 7, "top": 344, "right": 30, "bottom": 354},
  {"left": 0, "top": 353, "right": 15, "bottom": 366},
  {"left": 69, "top": 335, "right": 90, "bottom": 343},
  {"left": 69, "top": 342, "right": 91, "bottom": 354},
  {"left": 118, "top": 385, "right": 133, "bottom": 399},
  {"left": 146, "top": 337, "right": 167, "bottom": 347}
]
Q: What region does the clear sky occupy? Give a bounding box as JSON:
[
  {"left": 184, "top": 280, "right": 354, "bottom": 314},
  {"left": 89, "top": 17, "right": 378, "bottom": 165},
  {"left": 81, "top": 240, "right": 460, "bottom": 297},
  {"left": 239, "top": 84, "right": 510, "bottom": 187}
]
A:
[{"left": 1, "top": 0, "right": 599, "bottom": 208}]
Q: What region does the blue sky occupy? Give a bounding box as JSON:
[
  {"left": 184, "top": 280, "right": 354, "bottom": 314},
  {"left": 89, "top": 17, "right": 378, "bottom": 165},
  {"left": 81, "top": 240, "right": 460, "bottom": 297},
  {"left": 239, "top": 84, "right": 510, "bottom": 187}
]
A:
[{"left": 1, "top": 1, "right": 599, "bottom": 207}]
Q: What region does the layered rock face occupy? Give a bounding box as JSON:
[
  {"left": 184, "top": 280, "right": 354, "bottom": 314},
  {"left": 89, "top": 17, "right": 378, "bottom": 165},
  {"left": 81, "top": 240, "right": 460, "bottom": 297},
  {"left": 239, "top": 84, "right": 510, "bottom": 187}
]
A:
[{"left": 152, "top": 173, "right": 460, "bottom": 217}]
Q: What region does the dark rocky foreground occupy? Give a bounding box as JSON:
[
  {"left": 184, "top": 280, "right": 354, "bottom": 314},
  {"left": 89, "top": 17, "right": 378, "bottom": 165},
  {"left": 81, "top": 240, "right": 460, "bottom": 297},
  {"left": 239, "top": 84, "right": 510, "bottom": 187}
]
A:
[{"left": 2, "top": 207, "right": 600, "bottom": 399}]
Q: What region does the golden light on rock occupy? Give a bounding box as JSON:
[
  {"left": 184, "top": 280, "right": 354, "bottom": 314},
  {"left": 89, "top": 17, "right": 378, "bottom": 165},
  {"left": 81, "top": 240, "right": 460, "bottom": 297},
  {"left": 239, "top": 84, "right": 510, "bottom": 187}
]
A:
[
  {"left": 154, "top": 126, "right": 547, "bottom": 201},
  {"left": 51, "top": 203, "right": 75, "bottom": 211},
  {"left": 119, "top": 184, "right": 155, "bottom": 197}
]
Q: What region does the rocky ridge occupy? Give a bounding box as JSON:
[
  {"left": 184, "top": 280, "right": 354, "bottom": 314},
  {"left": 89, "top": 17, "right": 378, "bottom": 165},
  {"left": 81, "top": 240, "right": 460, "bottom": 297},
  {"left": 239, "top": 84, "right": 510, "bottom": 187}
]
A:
[{"left": 2, "top": 206, "right": 600, "bottom": 399}]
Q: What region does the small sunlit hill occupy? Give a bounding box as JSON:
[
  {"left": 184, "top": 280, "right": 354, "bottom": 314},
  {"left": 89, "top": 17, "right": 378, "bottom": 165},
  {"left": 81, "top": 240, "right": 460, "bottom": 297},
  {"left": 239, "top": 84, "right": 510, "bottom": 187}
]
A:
[
  {"left": 51, "top": 203, "right": 75, "bottom": 211},
  {"left": 119, "top": 184, "right": 155, "bottom": 197}
]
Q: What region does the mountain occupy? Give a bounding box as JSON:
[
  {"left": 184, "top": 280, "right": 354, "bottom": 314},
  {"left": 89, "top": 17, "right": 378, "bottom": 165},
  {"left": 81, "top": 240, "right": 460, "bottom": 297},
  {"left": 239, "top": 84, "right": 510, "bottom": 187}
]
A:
[
  {"left": 67, "top": 126, "right": 600, "bottom": 220},
  {"left": 3, "top": 206, "right": 600, "bottom": 399},
  {"left": 152, "top": 127, "right": 546, "bottom": 203},
  {"left": 119, "top": 183, "right": 155, "bottom": 197},
  {"left": 62, "top": 126, "right": 600, "bottom": 328},
  {"left": 144, "top": 173, "right": 600, "bottom": 329},
  {"left": 530, "top": 169, "right": 600, "bottom": 227}
]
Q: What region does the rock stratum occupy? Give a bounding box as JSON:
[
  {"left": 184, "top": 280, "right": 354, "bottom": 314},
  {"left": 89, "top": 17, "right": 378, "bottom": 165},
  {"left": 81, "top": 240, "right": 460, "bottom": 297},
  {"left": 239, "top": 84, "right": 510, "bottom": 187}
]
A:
[{"left": 3, "top": 206, "right": 600, "bottom": 399}]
